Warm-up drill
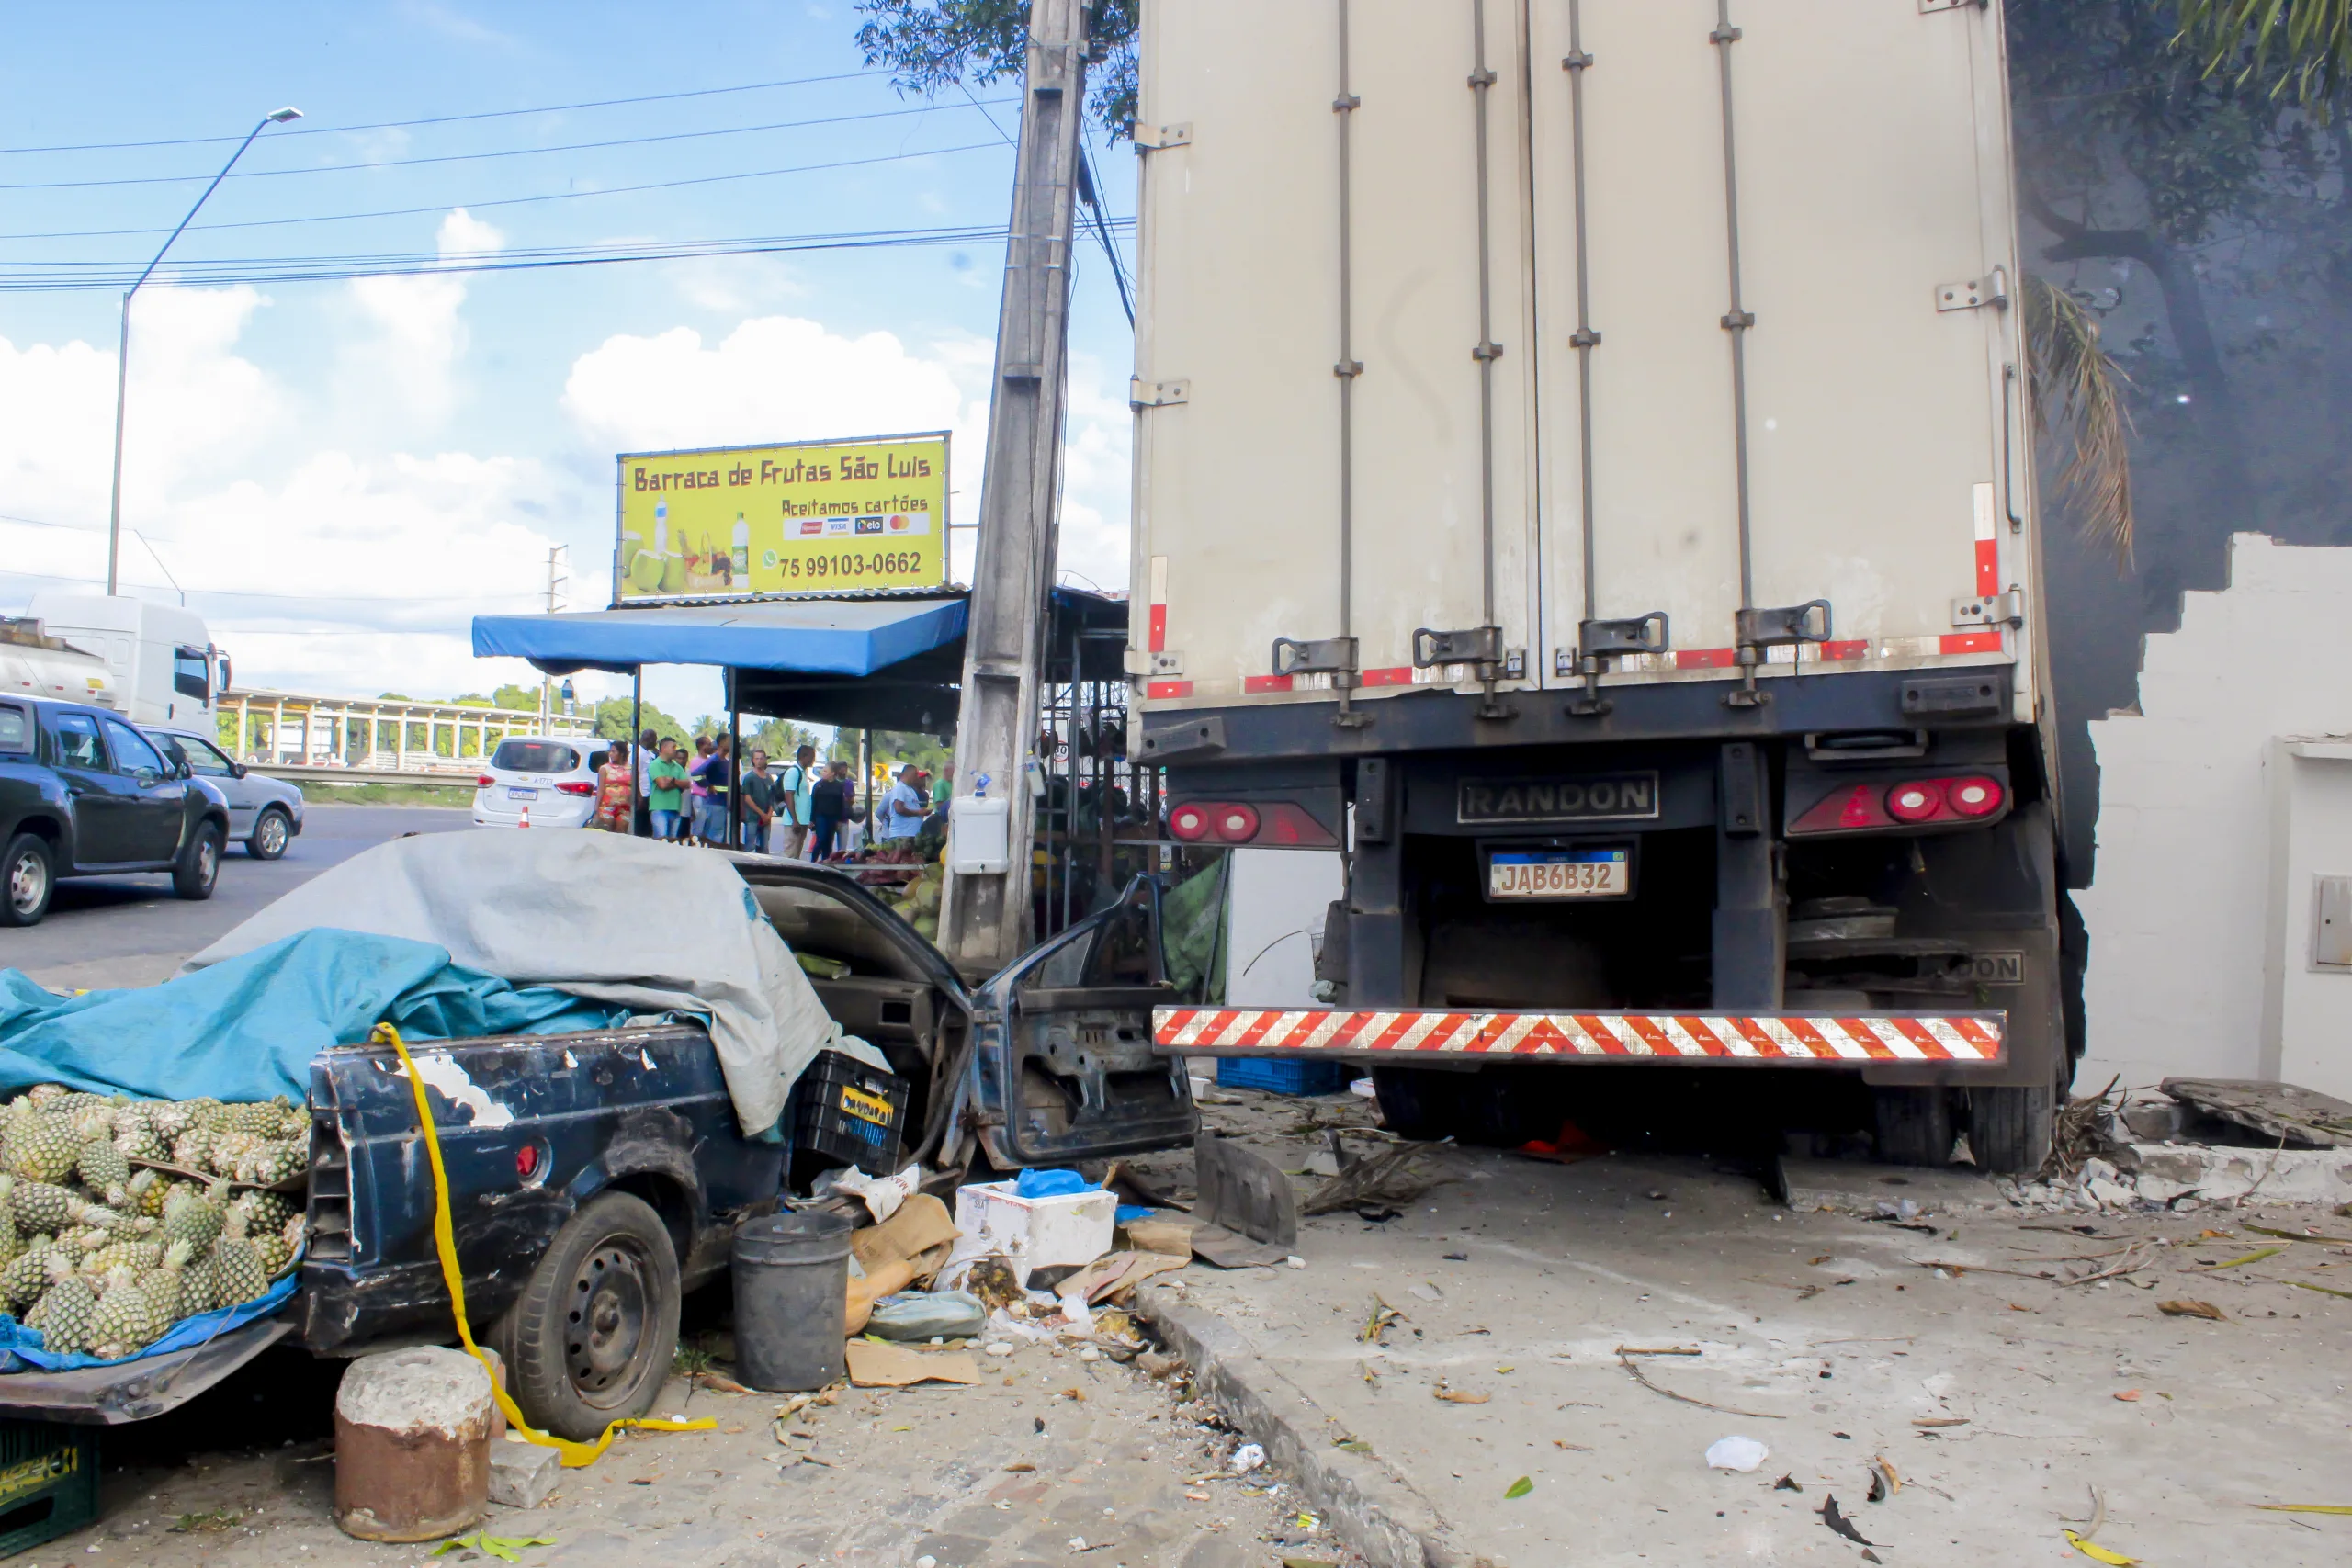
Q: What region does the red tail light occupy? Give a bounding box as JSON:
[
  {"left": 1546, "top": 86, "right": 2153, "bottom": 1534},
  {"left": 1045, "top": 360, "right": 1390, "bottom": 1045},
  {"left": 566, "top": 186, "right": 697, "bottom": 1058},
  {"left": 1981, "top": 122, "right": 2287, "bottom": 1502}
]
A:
[
  {"left": 1790, "top": 773, "right": 2009, "bottom": 836},
  {"left": 1212, "top": 804, "right": 1261, "bottom": 843},
  {"left": 1169, "top": 803, "right": 1211, "bottom": 841},
  {"left": 516, "top": 1144, "right": 539, "bottom": 1179},
  {"left": 1947, "top": 775, "right": 2004, "bottom": 818},
  {"left": 1885, "top": 780, "right": 1947, "bottom": 823},
  {"left": 555, "top": 780, "right": 595, "bottom": 796},
  {"left": 476, "top": 774, "right": 495, "bottom": 788}
]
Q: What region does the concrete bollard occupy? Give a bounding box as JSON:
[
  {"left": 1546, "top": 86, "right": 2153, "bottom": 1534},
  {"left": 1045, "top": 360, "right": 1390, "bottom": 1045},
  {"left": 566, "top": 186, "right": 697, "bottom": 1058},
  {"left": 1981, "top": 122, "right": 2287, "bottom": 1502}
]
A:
[{"left": 334, "top": 1347, "right": 493, "bottom": 1542}]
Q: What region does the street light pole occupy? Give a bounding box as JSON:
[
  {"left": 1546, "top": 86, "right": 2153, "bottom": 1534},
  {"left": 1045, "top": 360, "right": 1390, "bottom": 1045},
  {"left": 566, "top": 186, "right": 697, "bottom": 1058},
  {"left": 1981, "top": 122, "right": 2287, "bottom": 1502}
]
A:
[{"left": 106, "top": 106, "right": 301, "bottom": 595}]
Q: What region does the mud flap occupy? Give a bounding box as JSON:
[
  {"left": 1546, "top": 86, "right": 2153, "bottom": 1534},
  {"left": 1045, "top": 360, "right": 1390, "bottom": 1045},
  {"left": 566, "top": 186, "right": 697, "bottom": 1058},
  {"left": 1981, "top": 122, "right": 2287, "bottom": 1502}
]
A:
[{"left": 1187, "top": 1134, "right": 1296, "bottom": 1269}]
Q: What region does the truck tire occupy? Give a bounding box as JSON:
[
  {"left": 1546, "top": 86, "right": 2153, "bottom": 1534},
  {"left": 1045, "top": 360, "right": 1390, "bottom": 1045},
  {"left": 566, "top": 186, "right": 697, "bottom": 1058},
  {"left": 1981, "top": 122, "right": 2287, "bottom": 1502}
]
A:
[
  {"left": 248, "top": 807, "right": 292, "bottom": 860},
  {"left": 1371, "top": 1068, "right": 1458, "bottom": 1141},
  {"left": 1871, "top": 1087, "right": 1956, "bottom": 1167},
  {"left": 2, "top": 833, "right": 53, "bottom": 928},
  {"left": 492, "top": 1191, "right": 682, "bottom": 1441},
  {"left": 171, "top": 820, "right": 222, "bottom": 901},
  {"left": 1969, "top": 1081, "right": 2055, "bottom": 1176}
]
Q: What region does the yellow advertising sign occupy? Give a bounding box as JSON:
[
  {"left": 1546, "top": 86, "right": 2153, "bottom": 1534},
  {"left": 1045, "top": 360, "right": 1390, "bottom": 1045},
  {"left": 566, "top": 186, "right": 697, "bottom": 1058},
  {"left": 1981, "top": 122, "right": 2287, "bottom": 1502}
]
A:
[{"left": 615, "top": 432, "right": 948, "bottom": 600}]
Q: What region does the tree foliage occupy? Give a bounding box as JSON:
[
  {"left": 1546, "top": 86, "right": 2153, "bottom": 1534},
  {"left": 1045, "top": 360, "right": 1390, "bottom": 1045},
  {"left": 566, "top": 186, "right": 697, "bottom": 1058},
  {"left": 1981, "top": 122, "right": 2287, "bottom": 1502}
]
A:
[
  {"left": 2179, "top": 0, "right": 2352, "bottom": 106},
  {"left": 854, "top": 0, "right": 1140, "bottom": 137}
]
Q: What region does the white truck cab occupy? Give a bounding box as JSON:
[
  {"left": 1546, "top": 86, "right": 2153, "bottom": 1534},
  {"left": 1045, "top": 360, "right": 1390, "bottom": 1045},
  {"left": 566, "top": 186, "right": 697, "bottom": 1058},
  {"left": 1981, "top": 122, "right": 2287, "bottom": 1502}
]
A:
[{"left": 22, "top": 593, "right": 227, "bottom": 727}]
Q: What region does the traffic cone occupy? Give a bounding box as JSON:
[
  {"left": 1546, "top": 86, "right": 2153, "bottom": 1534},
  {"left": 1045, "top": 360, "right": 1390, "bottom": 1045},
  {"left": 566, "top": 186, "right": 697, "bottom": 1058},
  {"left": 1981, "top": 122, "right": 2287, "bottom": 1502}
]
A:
[{"left": 519, "top": 804, "right": 531, "bottom": 829}]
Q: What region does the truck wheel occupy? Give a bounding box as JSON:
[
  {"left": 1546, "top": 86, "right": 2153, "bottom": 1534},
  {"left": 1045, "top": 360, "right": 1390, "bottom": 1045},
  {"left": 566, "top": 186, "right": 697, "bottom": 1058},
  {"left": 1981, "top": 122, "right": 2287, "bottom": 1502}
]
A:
[
  {"left": 1371, "top": 1068, "right": 1458, "bottom": 1141},
  {"left": 1969, "top": 1081, "right": 2055, "bottom": 1176},
  {"left": 2, "top": 833, "right": 53, "bottom": 928},
  {"left": 172, "top": 820, "right": 222, "bottom": 901},
  {"left": 248, "top": 807, "right": 291, "bottom": 860},
  {"left": 492, "top": 1191, "right": 681, "bottom": 1442},
  {"left": 1871, "top": 1087, "right": 1955, "bottom": 1167}
]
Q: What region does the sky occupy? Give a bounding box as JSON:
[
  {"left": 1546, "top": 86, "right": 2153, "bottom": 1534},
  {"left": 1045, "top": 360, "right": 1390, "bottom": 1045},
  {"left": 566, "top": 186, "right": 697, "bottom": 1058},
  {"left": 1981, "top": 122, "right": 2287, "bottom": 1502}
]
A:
[{"left": 0, "top": 0, "right": 1137, "bottom": 727}]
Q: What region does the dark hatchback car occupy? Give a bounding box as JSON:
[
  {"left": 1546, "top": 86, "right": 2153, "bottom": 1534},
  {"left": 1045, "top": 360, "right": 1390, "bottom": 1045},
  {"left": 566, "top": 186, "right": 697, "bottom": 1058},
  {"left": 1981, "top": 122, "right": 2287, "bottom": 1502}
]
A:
[{"left": 0, "top": 694, "right": 232, "bottom": 926}]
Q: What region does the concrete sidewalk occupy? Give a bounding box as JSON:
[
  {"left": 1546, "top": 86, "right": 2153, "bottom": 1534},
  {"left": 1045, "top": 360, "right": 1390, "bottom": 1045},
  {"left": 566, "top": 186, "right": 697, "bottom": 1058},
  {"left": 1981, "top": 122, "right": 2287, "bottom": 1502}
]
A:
[{"left": 1134, "top": 1107, "right": 2352, "bottom": 1567}]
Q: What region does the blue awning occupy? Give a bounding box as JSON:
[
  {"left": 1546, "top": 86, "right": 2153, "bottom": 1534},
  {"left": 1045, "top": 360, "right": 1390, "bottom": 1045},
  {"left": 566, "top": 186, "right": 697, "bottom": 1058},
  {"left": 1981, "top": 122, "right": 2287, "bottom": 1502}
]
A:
[{"left": 471, "top": 595, "right": 969, "bottom": 678}]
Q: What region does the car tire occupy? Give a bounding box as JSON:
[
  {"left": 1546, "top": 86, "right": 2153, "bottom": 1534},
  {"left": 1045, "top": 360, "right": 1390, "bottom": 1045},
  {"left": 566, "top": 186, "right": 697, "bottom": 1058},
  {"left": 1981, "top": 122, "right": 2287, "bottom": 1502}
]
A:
[
  {"left": 1371, "top": 1067, "right": 1459, "bottom": 1141},
  {"left": 247, "top": 807, "right": 291, "bottom": 861},
  {"left": 172, "top": 819, "right": 223, "bottom": 901},
  {"left": 1969, "top": 1078, "right": 2057, "bottom": 1176},
  {"left": 491, "top": 1191, "right": 681, "bottom": 1442},
  {"left": 1, "top": 833, "right": 54, "bottom": 928}
]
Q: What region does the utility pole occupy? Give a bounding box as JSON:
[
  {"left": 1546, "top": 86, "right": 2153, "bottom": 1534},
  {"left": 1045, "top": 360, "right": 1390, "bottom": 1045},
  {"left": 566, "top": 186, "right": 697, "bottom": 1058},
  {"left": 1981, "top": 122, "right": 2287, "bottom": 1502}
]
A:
[
  {"left": 540, "top": 545, "right": 568, "bottom": 734},
  {"left": 938, "top": 0, "right": 1091, "bottom": 975}
]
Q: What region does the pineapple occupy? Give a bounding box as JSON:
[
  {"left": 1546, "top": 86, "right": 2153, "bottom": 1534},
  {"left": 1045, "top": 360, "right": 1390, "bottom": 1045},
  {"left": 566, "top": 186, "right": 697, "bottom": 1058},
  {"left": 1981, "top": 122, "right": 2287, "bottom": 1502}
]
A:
[
  {"left": 176, "top": 1250, "right": 220, "bottom": 1315},
  {"left": 237, "top": 1190, "right": 296, "bottom": 1235},
  {"left": 8, "top": 1113, "right": 83, "bottom": 1184},
  {"left": 169, "top": 1126, "right": 220, "bottom": 1173},
  {"left": 160, "top": 1181, "right": 227, "bottom": 1251},
  {"left": 0, "top": 1239, "right": 56, "bottom": 1314},
  {"left": 145, "top": 1101, "right": 194, "bottom": 1142},
  {"left": 272, "top": 1104, "right": 310, "bottom": 1141},
  {"left": 89, "top": 1239, "right": 163, "bottom": 1276},
  {"left": 279, "top": 1214, "right": 306, "bottom": 1269},
  {"left": 133, "top": 1240, "right": 195, "bottom": 1325},
  {"left": 68, "top": 1101, "right": 117, "bottom": 1145},
  {"left": 24, "top": 1254, "right": 96, "bottom": 1353},
  {"left": 76, "top": 1138, "right": 130, "bottom": 1194},
  {"left": 21, "top": 1085, "right": 69, "bottom": 1109},
  {"left": 87, "top": 1262, "right": 167, "bottom": 1360},
  {"left": 9, "top": 1179, "right": 74, "bottom": 1235},
  {"left": 209, "top": 1132, "right": 263, "bottom": 1179},
  {"left": 112, "top": 1119, "right": 165, "bottom": 1165},
  {"left": 61, "top": 1197, "right": 133, "bottom": 1234},
  {"left": 209, "top": 1209, "right": 270, "bottom": 1307},
  {"left": 103, "top": 1168, "right": 159, "bottom": 1215},
  {"left": 0, "top": 1178, "right": 17, "bottom": 1267}
]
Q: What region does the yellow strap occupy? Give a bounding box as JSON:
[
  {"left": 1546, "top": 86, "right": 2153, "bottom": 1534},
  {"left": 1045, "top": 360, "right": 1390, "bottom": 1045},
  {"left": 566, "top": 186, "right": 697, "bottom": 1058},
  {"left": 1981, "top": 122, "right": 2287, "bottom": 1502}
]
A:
[{"left": 372, "top": 1023, "right": 714, "bottom": 1469}]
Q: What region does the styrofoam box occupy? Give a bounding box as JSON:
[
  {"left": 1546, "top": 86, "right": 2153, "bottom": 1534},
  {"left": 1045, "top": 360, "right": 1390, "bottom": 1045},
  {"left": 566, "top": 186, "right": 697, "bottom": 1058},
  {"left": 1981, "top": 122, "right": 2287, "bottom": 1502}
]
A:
[{"left": 950, "top": 1180, "right": 1117, "bottom": 1286}]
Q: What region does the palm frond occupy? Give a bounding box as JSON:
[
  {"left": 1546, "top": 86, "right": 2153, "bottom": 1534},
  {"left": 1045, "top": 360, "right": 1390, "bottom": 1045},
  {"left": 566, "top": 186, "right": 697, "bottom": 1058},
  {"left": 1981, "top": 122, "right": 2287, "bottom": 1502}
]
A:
[
  {"left": 2177, "top": 0, "right": 2352, "bottom": 107},
  {"left": 2025, "top": 276, "right": 2138, "bottom": 567}
]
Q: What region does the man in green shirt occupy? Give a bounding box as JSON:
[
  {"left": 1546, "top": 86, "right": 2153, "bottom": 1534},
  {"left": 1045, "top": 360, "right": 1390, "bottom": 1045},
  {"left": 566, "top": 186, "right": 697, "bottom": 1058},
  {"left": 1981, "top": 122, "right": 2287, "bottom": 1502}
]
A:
[{"left": 648, "top": 738, "right": 689, "bottom": 840}]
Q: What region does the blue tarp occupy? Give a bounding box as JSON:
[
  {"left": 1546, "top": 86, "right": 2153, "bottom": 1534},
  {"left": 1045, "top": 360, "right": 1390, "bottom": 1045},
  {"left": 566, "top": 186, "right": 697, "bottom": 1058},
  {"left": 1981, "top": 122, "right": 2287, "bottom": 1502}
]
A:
[
  {"left": 0, "top": 1269, "right": 299, "bottom": 1372},
  {"left": 470, "top": 595, "right": 969, "bottom": 677},
  {"left": 0, "top": 929, "right": 627, "bottom": 1105}
]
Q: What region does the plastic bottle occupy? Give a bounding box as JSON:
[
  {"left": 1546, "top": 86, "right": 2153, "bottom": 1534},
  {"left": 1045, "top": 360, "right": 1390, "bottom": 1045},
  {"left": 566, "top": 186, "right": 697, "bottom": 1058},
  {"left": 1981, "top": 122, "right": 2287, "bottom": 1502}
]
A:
[
  {"left": 731, "top": 513, "right": 751, "bottom": 577},
  {"left": 653, "top": 499, "right": 669, "bottom": 555}
]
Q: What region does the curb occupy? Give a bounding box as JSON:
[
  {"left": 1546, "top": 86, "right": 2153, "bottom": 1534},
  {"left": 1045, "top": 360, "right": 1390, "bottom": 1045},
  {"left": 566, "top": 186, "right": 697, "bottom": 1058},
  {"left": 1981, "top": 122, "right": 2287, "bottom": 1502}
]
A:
[{"left": 1135, "top": 1282, "right": 1486, "bottom": 1568}]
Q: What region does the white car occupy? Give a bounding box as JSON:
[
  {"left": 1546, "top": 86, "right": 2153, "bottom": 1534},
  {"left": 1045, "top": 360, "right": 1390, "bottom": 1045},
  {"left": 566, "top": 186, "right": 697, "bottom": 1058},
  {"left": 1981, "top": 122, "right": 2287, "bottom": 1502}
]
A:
[{"left": 472, "top": 737, "right": 602, "bottom": 829}]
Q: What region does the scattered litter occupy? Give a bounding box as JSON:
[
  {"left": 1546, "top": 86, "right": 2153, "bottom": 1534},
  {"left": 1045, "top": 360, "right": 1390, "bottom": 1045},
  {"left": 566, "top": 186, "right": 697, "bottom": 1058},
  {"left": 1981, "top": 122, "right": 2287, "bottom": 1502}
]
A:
[
  {"left": 2199, "top": 1246, "right": 2285, "bottom": 1270},
  {"left": 1231, "top": 1442, "right": 1266, "bottom": 1474},
  {"left": 1301, "top": 1141, "right": 1448, "bottom": 1217},
  {"left": 1774, "top": 1475, "right": 1803, "bottom": 1492},
  {"left": 430, "top": 1535, "right": 556, "bottom": 1563},
  {"left": 1433, "top": 1385, "right": 1490, "bottom": 1404},
  {"left": 1517, "top": 1120, "right": 1607, "bottom": 1165},
  {"left": 1819, "top": 1495, "right": 1876, "bottom": 1547},
  {"left": 1285, "top": 1254, "right": 1306, "bottom": 1269},
  {"left": 808, "top": 1162, "right": 922, "bottom": 1224},
  {"left": 1867, "top": 1456, "right": 1901, "bottom": 1501},
  {"left": 1910, "top": 1417, "right": 1968, "bottom": 1428},
  {"left": 1704, "top": 1436, "right": 1770, "bottom": 1472},
  {"left": 1504, "top": 1476, "right": 1533, "bottom": 1500},
  {"left": 1350, "top": 1077, "right": 1376, "bottom": 1098},
  {"left": 984, "top": 1342, "right": 1015, "bottom": 1358},
  {"left": 1360, "top": 1298, "right": 1405, "bottom": 1345},
  {"left": 2063, "top": 1529, "right": 2138, "bottom": 1564},
  {"left": 949, "top": 1178, "right": 1118, "bottom": 1288},
  {"left": 2157, "top": 1300, "right": 2227, "bottom": 1320},
  {"left": 842, "top": 1342, "right": 981, "bottom": 1388},
  {"left": 1616, "top": 1346, "right": 1783, "bottom": 1420},
  {"left": 1191, "top": 1135, "right": 1300, "bottom": 1268},
  {"left": 1055, "top": 1249, "right": 1189, "bottom": 1306},
  {"left": 864, "top": 1291, "right": 986, "bottom": 1343},
  {"left": 2254, "top": 1505, "right": 2352, "bottom": 1515},
  {"left": 1332, "top": 1438, "right": 1374, "bottom": 1455}
]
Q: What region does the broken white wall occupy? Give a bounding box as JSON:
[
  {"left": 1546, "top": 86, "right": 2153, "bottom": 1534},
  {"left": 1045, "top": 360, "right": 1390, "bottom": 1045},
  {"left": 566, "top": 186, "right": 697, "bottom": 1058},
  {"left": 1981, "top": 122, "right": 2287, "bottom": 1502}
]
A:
[{"left": 2079, "top": 534, "right": 2352, "bottom": 1100}]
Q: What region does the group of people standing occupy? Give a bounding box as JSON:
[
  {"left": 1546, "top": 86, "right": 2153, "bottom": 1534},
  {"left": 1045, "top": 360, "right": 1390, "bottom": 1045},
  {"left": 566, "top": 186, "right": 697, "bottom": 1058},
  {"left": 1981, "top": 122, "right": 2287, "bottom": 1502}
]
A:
[{"left": 588, "top": 731, "right": 931, "bottom": 859}]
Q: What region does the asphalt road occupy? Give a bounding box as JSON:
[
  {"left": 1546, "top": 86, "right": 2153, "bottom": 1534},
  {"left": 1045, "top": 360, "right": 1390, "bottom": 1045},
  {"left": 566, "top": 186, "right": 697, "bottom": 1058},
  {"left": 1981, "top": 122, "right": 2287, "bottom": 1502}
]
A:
[{"left": 7, "top": 804, "right": 470, "bottom": 993}]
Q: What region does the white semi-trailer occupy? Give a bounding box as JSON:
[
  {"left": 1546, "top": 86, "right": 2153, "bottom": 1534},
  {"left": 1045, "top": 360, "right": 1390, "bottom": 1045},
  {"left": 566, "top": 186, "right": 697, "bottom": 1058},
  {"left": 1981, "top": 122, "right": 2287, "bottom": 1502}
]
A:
[{"left": 1131, "top": 0, "right": 2075, "bottom": 1168}]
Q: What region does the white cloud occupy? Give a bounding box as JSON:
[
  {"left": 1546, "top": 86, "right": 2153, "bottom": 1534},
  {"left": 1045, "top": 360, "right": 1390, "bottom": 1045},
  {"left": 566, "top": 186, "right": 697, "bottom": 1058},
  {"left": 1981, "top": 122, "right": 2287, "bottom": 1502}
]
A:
[{"left": 340, "top": 209, "right": 502, "bottom": 424}]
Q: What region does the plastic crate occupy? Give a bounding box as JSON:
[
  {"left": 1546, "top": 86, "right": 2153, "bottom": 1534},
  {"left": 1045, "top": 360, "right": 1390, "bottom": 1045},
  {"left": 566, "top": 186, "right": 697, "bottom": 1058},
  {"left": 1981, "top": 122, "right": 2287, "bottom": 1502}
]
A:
[
  {"left": 789, "top": 1049, "right": 910, "bottom": 1176},
  {"left": 0, "top": 1421, "right": 98, "bottom": 1561},
  {"left": 1216, "top": 1056, "right": 1354, "bottom": 1097}
]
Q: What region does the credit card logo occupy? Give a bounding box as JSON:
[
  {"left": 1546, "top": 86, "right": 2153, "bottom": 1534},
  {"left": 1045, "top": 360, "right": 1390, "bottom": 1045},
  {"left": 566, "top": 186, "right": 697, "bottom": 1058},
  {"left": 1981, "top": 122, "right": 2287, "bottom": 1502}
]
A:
[
  {"left": 854, "top": 516, "right": 884, "bottom": 535},
  {"left": 883, "top": 513, "right": 930, "bottom": 536}
]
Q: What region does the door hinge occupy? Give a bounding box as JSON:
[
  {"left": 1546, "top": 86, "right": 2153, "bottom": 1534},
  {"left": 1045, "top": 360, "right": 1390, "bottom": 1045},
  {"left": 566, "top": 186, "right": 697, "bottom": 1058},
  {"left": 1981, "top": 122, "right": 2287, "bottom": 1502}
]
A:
[
  {"left": 1952, "top": 589, "right": 2025, "bottom": 629},
  {"left": 1736, "top": 601, "right": 1833, "bottom": 649},
  {"left": 1412, "top": 625, "right": 1502, "bottom": 668},
  {"left": 1937, "top": 265, "right": 2009, "bottom": 312},
  {"left": 1130, "top": 121, "right": 1193, "bottom": 152},
  {"left": 1129, "top": 377, "right": 1190, "bottom": 409},
  {"left": 1271, "top": 636, "right": 1357, "bottom": 684},
  {"left": 1556, "top": 612, "right": 1670, "bottom": 677}
]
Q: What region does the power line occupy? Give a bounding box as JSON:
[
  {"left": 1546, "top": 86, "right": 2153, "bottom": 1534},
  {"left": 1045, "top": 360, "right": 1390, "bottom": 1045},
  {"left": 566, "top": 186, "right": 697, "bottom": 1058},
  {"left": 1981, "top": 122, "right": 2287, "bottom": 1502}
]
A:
[
  {"left": 0, "top": 565, "right": 538, "bottom": 604},
  {"left": 0, "top": 141, "right": 1011, "bottom": 249},
  {"left": 0, "top": 97, "right": 1015, "bottom": 193},
  {"left": 0, "top": 214, "right": 1129, "bottom": 294},
  {"left": 0, "top": 69, "right": 895, "bottom": 155}
]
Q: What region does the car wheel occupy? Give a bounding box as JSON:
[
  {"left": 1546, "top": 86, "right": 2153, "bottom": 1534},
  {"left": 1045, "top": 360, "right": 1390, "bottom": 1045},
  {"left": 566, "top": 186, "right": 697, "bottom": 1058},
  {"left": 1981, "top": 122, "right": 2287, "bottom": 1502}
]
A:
[
  {"left": 248, "top": 807, "right": 291, "bottom": 860},
  {"left": 491, "top": 1191, "right": 681, "bottom": 1441},
  {"left": 1871, "top": 1086, "right": 1958, "bottom": 1167},
  {"left": 1, "top": 833, "right": 53, "bottom": 928},
  {"left": 172, "top": 820, "right": 223, "bottom": 901}
]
